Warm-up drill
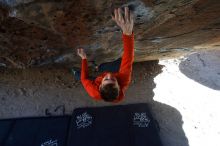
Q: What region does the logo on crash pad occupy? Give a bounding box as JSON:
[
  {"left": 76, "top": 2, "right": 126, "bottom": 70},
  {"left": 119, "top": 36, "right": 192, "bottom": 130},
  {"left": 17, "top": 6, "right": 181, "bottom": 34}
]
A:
[
  {"left": 76, "top": 112, "right": 93, "bottom": 129},
  {"left": 133, "top": 112, "right": 150, "bottom": 128},
  {"left": 41, "top": 139, "right": 58, "bottom": 146}
]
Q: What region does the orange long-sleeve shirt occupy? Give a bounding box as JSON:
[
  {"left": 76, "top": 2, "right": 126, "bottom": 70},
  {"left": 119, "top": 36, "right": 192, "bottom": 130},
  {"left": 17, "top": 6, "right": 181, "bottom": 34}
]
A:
[{"left": 81, "top": 33, "right": 134, "bottom": 102}]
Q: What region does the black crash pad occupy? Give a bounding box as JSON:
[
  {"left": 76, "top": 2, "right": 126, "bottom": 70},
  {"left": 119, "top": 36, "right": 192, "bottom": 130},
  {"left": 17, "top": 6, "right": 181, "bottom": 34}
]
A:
[
  {"left": 68, "top": 103, "right": 162, "bottom": 146},
  {"left": 0, "top": 116, "right": 70, "bottom": 146},
  {"left": 0, "top": 104, "right": 162, "bottom": 146}
]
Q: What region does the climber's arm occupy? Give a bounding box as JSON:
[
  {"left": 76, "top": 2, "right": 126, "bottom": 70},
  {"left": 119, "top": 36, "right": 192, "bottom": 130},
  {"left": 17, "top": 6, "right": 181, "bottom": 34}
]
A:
[
  {"left": 77, "top": 48, "right": 100, "bottom": 99},
  {"left": 112, "top": 7, "right": 134, "bottom": 88}
]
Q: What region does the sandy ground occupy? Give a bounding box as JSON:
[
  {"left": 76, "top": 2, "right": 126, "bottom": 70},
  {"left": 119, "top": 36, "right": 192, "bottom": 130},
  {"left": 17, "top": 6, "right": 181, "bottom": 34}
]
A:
[
  {"left": 0, "top": 49, "right": 220, "bottom": 146},
  {"left": 153, "top": 49, "right": 220, "bottom": 146}
]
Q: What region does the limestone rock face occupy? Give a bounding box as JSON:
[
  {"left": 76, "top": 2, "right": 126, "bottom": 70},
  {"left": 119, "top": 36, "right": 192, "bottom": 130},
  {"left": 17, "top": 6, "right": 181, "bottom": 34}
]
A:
[{"left": 0, "top": 0, "right": 220, "bottom": 68}]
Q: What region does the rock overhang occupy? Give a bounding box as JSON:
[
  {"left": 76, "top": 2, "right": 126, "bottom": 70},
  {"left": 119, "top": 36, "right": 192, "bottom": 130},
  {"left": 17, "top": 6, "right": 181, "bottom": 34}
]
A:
[{"left": 0, "top": 0, "right": 220, "bottom": 68}]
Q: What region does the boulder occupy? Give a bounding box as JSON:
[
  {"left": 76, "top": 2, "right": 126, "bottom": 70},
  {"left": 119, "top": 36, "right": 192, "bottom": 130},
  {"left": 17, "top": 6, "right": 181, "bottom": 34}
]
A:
[{"left": 0, "top": 0, "right": 220, "bottom": 68}]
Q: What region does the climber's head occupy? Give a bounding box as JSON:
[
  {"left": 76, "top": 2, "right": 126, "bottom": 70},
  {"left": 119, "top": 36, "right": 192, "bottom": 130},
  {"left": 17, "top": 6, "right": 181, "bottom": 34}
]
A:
[{"left": 99, "top": 73, "right": 120, "bottom": 102}]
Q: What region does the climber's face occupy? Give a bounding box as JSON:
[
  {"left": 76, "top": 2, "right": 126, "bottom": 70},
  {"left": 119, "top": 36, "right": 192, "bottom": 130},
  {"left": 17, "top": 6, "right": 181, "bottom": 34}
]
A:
[{"left": 100, "top": 73, "right": 119, "bottom": 88}]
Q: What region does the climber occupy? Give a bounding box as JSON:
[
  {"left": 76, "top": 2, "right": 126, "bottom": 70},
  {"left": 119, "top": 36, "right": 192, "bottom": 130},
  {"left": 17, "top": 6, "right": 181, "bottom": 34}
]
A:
[{"left": 74, "top": 7, "right": 134, "bottom": 102}]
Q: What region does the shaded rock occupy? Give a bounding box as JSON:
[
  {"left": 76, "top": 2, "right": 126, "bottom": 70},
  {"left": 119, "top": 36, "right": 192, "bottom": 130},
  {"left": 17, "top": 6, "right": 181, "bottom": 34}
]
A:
[{"left": 0, "top": 0, "right": 220, "bottom": 68}]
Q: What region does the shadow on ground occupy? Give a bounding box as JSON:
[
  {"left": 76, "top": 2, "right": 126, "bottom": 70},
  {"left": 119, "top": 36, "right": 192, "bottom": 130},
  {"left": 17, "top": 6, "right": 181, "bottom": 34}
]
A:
[
  {"left": 179, "top": 50, "right": 220, "bottom": 90},
  {"left": 0, "top": 60, "right": 188, "bottom": 146},
  {"left": 127, "top": 61, "right": 189, "bottom": 146}
]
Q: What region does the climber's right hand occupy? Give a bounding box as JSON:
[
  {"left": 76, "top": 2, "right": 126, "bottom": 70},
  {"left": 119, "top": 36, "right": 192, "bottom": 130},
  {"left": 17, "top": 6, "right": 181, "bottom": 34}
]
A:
[
  {"left": 112, "top": 6, "right": 134, "bottom": 35},
  {"left": 77, "top": 48, "right": 87, "bottom": 59}
]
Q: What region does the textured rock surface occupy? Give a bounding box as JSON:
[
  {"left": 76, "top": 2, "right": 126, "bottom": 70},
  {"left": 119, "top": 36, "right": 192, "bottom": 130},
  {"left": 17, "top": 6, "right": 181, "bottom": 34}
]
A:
[{"left": 0, "top": 0, "right": 220, "bottom": 68}]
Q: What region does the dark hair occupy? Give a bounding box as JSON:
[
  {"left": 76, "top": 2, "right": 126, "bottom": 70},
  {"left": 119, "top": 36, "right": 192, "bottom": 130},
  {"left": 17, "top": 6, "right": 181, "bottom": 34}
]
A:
[{"left": 100, "top": 84, "right": 119, "bottom": 102}]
